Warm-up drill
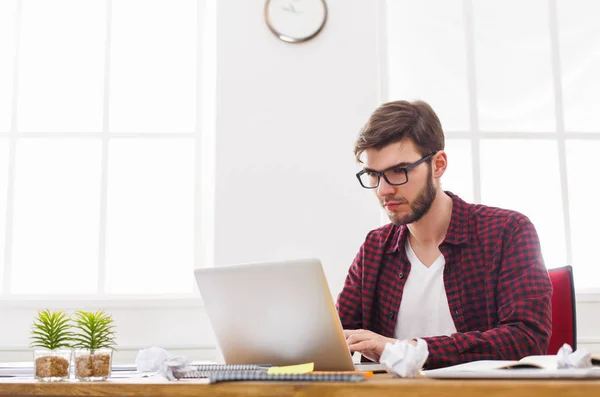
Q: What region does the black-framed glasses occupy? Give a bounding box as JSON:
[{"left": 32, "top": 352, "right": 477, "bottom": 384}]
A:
[{"left": 356, "top": 152, "right": 436, "bottom": 189}]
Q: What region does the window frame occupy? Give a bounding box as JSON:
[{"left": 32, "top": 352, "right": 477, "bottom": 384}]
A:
[
  {"left": 378, "top": 0, "right": 600, "bottom": 298},
  {"left": 0, "top": 0, "right": 215, "bottom": 301}
]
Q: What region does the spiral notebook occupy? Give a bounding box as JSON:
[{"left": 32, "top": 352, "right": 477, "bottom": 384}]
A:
[
  {"left": 173, "top": 363, "right": 367, "bottom": 382},
  {"left": 174, "top": 369, "right": 367, "bottom": 383}
]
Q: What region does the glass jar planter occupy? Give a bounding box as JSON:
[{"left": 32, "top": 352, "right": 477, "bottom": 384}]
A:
[
  {"left": 33, "top": 349, "right": 71, "bottom": 381},
  {"left": 73, "top": 348, "right": 112, "bottom": 381}
]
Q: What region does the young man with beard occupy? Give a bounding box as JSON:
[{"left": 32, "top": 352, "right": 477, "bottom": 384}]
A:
[{"left": 337, "top": 100, "right": 552, "bottom": 369}]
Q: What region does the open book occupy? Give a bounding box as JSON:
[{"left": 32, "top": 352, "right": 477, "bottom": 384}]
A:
[{"left": 423, "top": 354, "right": 600, "bottom": 379}]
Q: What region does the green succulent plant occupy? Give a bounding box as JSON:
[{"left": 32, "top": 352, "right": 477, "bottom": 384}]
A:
[
  {"left": 71, "top": 310, "right": 116, "bottom": 352},
  {"left": 30, "top": 309, "right": 73, "bottom": 350}
]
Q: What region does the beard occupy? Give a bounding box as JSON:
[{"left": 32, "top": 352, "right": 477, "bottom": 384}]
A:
[{"left": 382, "top": 165, "right": 437, "bottom": 226}]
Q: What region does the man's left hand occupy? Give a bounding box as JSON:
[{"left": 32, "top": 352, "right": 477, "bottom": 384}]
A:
[{"left": 343, "top": 329, "right": 398, "bottom": 363}]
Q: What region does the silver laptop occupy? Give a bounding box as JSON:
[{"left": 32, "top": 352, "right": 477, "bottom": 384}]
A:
[{"left": 194, "top": 258, "right": 385, "bottom": 372}]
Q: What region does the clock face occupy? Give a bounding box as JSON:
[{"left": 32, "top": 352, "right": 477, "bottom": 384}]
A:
[{"left": 264, "top": 0, "right": 328, "bottom": 43}]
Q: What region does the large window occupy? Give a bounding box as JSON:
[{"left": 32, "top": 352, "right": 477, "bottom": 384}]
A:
[
  {"left": 0, "top": 0, "right": 211, "bottom": 297},
  {"left": 385, "top": 0, "right": 600, "bottom": 290}
]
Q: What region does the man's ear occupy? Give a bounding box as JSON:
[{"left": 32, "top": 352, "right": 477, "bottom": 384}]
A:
[{"left": 432, "top": 151, "right": 447, "bottom": 179}]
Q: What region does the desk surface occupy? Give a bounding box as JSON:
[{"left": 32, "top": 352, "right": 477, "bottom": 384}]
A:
[{"left": 2, "top": 375, "right": 600, "bottom": 397}]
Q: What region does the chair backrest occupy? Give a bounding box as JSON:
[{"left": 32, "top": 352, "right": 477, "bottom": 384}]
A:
[{"left": 547, "top": 265, "right": 576, "bottom": 354}]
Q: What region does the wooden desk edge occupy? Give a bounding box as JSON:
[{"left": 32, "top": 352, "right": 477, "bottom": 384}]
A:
[{"left": 2, "top": 375, "right": 600, "bottom": 397}]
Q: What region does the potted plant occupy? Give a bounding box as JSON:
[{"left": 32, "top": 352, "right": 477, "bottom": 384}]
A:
[
  {"left": 71, "top": 310, "right": 116, "bottom": 381},
  {"left": 30, "top": 309, "right": 72, "bottom": 381}
]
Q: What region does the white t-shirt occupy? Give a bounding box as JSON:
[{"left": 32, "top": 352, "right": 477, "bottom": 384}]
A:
[{"left": 394, "top": 240, "right": 457, "bottom": 341}]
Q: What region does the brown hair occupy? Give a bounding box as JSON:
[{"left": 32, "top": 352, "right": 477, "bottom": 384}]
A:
[{"left": 354, "top": 100, "right": 444, "bottom": 163}]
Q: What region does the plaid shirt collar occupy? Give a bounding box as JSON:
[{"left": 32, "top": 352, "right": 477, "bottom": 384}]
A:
[{"left": 385, "top": 191, "right": 470, "bottom": 254}]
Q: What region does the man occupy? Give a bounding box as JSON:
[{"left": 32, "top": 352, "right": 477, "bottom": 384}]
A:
[{"left": 337, "top": 100, "right": 552, "bottom": 369}]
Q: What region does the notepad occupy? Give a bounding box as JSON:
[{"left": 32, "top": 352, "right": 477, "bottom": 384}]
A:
[{"left": 267, "top": 363, "right": 314, "bottom": 375}]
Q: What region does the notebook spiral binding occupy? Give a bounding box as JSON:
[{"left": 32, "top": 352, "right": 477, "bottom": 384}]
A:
[
  {"left": 173, "top": 364, "right": 268, "bottom": 380},
  {"left": 189, "top": 364, "right": 269, "bottom": 371},
  {"left": 208, "top": 371, "right": 366, "bottom": 383}
]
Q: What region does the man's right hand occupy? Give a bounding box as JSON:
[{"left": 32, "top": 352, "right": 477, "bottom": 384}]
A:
[{"left": 343, "top": 329, "right": 397, "bottom": 363}]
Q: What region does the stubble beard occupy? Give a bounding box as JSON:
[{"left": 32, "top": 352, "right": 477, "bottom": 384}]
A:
[{"left": 385, "top": 166, "right": 437, "bottom": 226}]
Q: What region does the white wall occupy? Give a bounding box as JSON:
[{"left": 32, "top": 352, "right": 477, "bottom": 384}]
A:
[
  {"left": 0, "top": 0, "right": 598, "bottom": 363},
  {"left": 214, "top": 0, "right": 381, "bottom": 295}
]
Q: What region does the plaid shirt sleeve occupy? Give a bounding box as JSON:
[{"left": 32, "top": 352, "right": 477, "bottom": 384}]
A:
[
  {"left": 336, "top": 238, "right": 367, "bottom": 330},
  {"left": 423, "top": 216, "right": 553, "bottom": 368}
]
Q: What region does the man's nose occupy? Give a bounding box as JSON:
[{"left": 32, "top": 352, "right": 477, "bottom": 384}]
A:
[{"left": 377, "top": 176, "right": 395, "bottom": 197}]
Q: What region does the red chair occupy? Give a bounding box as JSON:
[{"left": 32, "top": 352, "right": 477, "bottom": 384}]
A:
[{"left": 547, "top": 265, "right": 577, "bottom": 354}]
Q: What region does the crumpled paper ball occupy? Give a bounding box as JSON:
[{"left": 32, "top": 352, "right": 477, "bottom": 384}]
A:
[
  {"left": 557, "top": 343, "right": 593, "bottom": 369},
  {"left": 135, "top": 347, "right": 189, "bottom": 380},
  {"left": 379, "top": 339, "right": 429, "bottom": 378}
]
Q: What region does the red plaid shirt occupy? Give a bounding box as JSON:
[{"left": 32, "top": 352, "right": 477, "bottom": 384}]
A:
[{"left": 337, "top": 192, "right": 552, "bottom": 369}]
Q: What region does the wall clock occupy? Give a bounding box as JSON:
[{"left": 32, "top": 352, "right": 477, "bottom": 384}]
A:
[{"left": 264, "top": 0, "right": 328, "bottom": 44}]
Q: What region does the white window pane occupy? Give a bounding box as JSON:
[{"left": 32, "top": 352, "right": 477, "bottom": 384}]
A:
[
  {"left": 0, "top": 139, "right": 9, "bottom": 291},
  {"left": 566, "top": 140, "right": 600, "bottom": 288},
  {"left": 11, "top": 139, "right": 102, "bottom": 294},
  {"left": 0, "top": 0, "right": 17, "bottom": 132},
  {"left": 473, "top": 0, "right": 555, "bottom": 132},
  {"left": 480, "top": 140, "right": 566, "bottom": 268},
  {"left": 442, "top": 139, "right": 473, "bottom": 202},
  {"left": 105, "top": 139, "right": 194, "bottom": 294},
  {"left": 17, "top": 0, "right": 105, "bottom": 133},
  {"left": 558, "top": 0, "right": 600, "bottom": 133},
  {"left": 109, "top": 0, "right": 197, "bottom": 133},
  {"left": 386, "top": 0, "right": 470, "bottom": 132}
]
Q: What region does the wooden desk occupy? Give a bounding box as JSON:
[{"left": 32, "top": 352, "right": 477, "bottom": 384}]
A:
[{"left": 1, "top": 374, "right": 600, "bottom": 397}]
